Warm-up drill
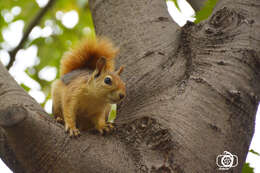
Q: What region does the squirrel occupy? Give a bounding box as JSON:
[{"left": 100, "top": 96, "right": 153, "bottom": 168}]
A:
[{"left": 51, "top": 37, "right": 126, "bottom": 137}]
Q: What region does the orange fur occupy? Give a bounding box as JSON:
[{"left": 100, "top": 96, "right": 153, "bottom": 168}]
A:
[{"left": 60, "top": 37, "right": 119, "bottom": 76}]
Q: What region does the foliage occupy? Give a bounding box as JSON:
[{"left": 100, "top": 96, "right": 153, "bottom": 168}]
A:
[
  {"left": 242, "top": 163, "right": 254, "bottom": 173},
  {"left": 0, "top": 0, "right": 95, "bottom": 110},
  {"left": 249, "top": 149, "right": 260, "bottom": 156},
  {"left": 166, "top": 0, "right": 218, "bottom": 24},
  {"left": 242, "top": 149, "right": 260, "bottom": 173},
  {"left": 0, "top": 0, "right": 120, "bottom": 120},
  {"left": 108, "top": 104, "right": 117, "bottom": 123},
  {"left": 194, "top": 0, "right": 218, "bottom": 23}
]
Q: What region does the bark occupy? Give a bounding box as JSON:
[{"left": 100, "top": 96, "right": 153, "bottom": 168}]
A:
[{"left": 1, "top": 0, "right": 260, "bottom": 172}]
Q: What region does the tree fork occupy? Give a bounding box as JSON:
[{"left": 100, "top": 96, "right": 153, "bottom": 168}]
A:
[
  {"left": 90, "top": 0, "right": 260, "bottom": 172},
  {"left": 0, "top": 0, "right": 259, "bottom": 172}
]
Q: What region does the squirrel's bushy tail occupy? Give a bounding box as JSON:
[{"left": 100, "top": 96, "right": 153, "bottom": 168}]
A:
[{"left": 60, "top": 37, "right": 119, "bottom": 76}]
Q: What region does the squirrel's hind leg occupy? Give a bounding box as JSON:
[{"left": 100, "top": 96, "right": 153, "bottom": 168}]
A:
[{"left": 51, "top": 79, "right": 64, "bottom": 124}]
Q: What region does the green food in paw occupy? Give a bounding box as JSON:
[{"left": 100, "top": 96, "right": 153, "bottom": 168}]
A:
[{"left": 108, "top": 104, "right": 117, "bottom": 123}]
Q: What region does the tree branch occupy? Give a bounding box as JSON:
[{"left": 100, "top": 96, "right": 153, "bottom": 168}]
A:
[{"left": 6, "top": 0, "right": 56, "bottom": 70}]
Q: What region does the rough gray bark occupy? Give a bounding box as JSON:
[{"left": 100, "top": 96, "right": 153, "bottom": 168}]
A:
[{"left": 0, "top": 0, "right": 260, "bottom": 172}]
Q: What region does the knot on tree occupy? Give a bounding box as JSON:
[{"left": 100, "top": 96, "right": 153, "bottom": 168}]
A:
[
  {"left": 0, "top": 105, "right": 27, "bottom": 128},
  {"left": 209, "top": 7, "right": 245, "bottom": 31},
  {"left": 116, "top": 117, "right": 180, "bottom": 172}
]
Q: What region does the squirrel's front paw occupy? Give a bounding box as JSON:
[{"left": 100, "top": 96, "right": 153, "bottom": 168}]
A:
[
  {"left": 65, "top": 124, "right": 80, "bottom": 137},
  {"left": 55, "top": 117, "right": 64, "bottom": 124},
  {"left": 97, "top": 123, "right": 114, "bottom": 135}
]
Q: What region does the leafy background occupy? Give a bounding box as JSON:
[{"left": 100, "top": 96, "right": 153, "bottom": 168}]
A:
[{"left": 0, "top": 0, "right": 259, "bottom": 172}]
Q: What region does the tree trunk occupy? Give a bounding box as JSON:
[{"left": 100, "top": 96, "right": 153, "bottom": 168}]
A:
[{"left": 0, "top": 0, "right": 260, "bottom": 172}]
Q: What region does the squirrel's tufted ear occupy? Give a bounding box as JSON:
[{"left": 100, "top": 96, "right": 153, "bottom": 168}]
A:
[
  {"left": 116, "top": 66, "right": 124, "bottom": 75},
  {"left": 94, "top": 57, "right": 107, "bottom": 78}
]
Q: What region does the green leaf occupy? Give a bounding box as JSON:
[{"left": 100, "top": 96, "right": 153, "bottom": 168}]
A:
[
  {"left": 242, "top": 163, "right": 254, "bottom": 173},
  {"left": 20, "top": 83, "right": 30, "bottom": 92},
  {"left": 195, "top": 0, "right": 218, "bottom": 23},
  {"left": 77, "top": 0, "right": 88, "bottom": 8},
  {"left": 108, "top": 104, "right": 117, "bottom": 123},
  {"left": 249, "top": 149, "right": 260, "bottom": 156}
]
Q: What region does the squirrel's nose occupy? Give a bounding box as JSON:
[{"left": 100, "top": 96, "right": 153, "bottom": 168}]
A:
[{"left": 119, "top": 93, "right": 125, "bottom": 100}]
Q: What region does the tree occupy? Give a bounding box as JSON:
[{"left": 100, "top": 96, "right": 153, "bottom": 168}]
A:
[{"left": 0, "top": 0, "right": 260, "bottom": 172}]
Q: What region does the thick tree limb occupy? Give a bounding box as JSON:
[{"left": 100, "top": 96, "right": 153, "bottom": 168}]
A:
[{"left": 6, "top": 0, "right": 56, "bottom": 70}]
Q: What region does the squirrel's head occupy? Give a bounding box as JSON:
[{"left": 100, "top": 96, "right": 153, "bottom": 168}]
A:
[{"left": 89, "top": 57, "right": 126, "bottom": 104}]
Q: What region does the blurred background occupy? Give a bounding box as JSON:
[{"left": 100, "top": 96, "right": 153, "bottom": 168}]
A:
[{"left": 0, "top": 0, "right": 259, "bottom": 172}]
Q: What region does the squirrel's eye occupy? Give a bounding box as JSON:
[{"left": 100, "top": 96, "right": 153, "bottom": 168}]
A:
[{"left": 104, "top": 77, "right": 112, "bottom": 85}]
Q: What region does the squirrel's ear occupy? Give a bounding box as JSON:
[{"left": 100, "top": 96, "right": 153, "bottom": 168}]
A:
[
  {"left": 94, "top": 57, "right": 107, "bottom": 78},
  {"left": 116, "top": 66, "right": 124, "bottom": 75}
]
